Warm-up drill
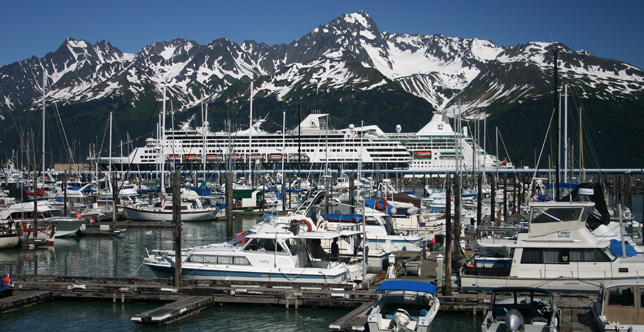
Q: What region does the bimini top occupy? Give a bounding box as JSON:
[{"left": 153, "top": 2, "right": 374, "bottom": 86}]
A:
[{"left": 377, "top": 280, "right": 437, "bottom": 295}]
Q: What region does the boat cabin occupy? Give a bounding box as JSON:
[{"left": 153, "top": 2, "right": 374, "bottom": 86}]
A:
[{"left": 594, "top": 279, "right": 644, "bottom": 329}]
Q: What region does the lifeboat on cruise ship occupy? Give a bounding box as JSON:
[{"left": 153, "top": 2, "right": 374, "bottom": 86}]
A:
[
  {"left": 230, "top": 154, "right": 244, "bottom": 160},
  {"left": 268, "top": 154, "right": 283, "bottom": 161},
  {"left": 184, "top": 154, "right": 200, "bottom": 161},
  {"left": 250, "top": 153, "right": 264, "bottom": 160},
  {"left": 206, "top": 154, "right": 223, "bottom": 161},
  {"left": 415, "top": 151, "right": 432, "bottom": 159},
  {"left": 288, "top": 153, "right": 310, "bottom": 162},
  {"left": 167, "top": 154, "right": 181, "bottom": 161}
]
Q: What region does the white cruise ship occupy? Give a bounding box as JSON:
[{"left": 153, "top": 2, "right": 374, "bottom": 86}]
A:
[
  {"left": 387, "top": 113, "right": 513, "bottom": 173},
  {"left": 101, "top": 112, "right": 412, "bottom": 171}
]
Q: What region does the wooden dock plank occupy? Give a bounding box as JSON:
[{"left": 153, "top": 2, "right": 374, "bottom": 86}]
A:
[
  {"left": 329, "top": 302, "right": 373, "bottom": 331},
  {"left": 0, "top": 291, "right": 53, "bottom": 314},
  {"left": 131, "top": 296, "right": 215, "bottom": 325}
]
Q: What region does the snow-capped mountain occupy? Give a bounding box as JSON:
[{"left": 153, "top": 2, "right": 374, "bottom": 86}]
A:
[{"left": 1, "top": 10, "right": 642, "bottom": 117}]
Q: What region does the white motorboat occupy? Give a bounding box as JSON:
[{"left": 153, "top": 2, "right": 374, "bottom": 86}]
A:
[
  {"left": 592, "top": 279, "right": 644, "bottom": 332},
  {"left": 461, "top": 201, "right": 644, "bottom": 293},
  {"left": 0, "top": 201, "right": 80, "bottom": 245},
  {"left": 481, "top": 287, "right": 560, "bottom": 332},
  {"left": 143, "top": 217, "right": 367, "bottom": 284},
  {"left": 366, "top": 280, "right": 440, "bottom": 332}
]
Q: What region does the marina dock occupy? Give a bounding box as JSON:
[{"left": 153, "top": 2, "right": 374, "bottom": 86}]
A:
[
  {"left": 2, "top": 251, "right": 600, "bottom": 331},
  {"left": 0, "top": 291, "right": 53, "bottom": 314}
]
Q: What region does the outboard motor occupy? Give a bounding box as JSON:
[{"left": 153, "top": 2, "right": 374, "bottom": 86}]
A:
[
  {"left": 390, "top": 308, "right": 411, "bottom": 332},
  {"left": 504, "top": 308, "right": 525, "bottom": 332}
]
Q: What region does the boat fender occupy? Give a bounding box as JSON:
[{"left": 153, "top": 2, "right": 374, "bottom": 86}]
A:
[{"left": 376, "top": 198, "right": 388, "bottom": 210}]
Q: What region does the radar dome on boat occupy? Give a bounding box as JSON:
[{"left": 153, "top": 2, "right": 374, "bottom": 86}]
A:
[
  {"left": 396, "top": 124, "right": 401, "bottom": 133},
  {"left": 349, "top": 124, "right": 355, "bottom": 130}
]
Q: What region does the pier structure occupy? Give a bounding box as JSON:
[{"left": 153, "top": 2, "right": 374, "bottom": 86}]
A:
[{"left": 1, "top": 251, "right": 599, "bottom": 331}]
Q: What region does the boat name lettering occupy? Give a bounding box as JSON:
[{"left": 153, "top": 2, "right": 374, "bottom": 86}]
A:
[
  {"left": 258, "top": 260, "right": 269, "bottom": 264},
  {"left": 557, "top": 230, "right": 571, "bottom": 238}
]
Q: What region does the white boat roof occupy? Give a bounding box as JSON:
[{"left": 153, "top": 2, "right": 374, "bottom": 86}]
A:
[
  {"left": 297, "top": 230, "right": 362, "bottom": 240},
  {"left": 528, "top": 201, "right": 595, "bottom": 208},
  {"left": 601, "top": 278, "right": 644, "bottom": 289}
]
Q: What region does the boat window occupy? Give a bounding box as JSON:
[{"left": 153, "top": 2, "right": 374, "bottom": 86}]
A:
[
  {"left": 188, "top": 255, "right": 218, "bottom": 264},
  {"left": 521, "top": 248, "right": 544, "bottom": 264},
  {"left": 608, "top": 287, "right": 635, "bottom": 307},
  {"left": 233, "top": 257, "right": 250, "bottom": 265},
  {"left": 218, "top": 256, "right": 234, "bottom": 264},
  {"left": 543, "top": 249, "right": 570, "bottom": 264},
  {"left": 602, "top": 248, "right": 617, "bottom": 261},
  {"left": 244, "top": 239, "right": 261, "bottom": 251},
  {"left": 263, "top": 239, "right": 276, "bottom": 251},
  {"left": 531, "top": 207, "right": 582, "bottom": 223},
  {"left": 365, "top": 217, "right": 381, "bottom": 226},
  {"left": 569, "top": 249, "right": 612, "bottom": 262},
  {"left": 283, "top": 239, "right": 297, "bottom": 255},
  {"left": 523, "top": 247, "right": 613, "bottom": 264},
  {"left": 641, "top": 288, "right": 644, "bottom": 308}
]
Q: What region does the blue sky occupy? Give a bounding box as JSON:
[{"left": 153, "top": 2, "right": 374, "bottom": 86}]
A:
[{"left": 1, "top": 0, "right": 642, "bottom": 69}]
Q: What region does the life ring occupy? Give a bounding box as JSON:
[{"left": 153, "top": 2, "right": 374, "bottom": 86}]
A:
[
  {"left": 623, "top": 209, "right": 632, "bottom": 219},
  {"left": 376, "top": 198, "right": 388, "bottom": 210},
  {"left": 303, "top": 219, "right": 313, "bottom": 232}
]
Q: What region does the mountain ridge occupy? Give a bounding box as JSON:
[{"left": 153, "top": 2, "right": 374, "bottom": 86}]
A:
[{"left": 0, "top": 10, "right": 642, "bottom": 167}]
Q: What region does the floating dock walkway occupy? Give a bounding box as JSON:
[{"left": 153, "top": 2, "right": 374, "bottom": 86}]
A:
[
  {"left": 4, "top": 252, "right": 598, "bottom": 331},
  {"left": 0, "top": 291, "right": 53, "bottom": 314}
]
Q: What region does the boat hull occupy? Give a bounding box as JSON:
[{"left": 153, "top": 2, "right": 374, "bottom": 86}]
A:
[
  {"left": 0, "top": 233, "right": 19, "bottom": 249},
  {"left": 123, "top": 206, "right": 216, "bottom": 221},
  {"left": 460, "top": 274, "right": 627, "bottom": 293},
  {"left": 144, "top": 260, "right": 350, "bottom": 284}
]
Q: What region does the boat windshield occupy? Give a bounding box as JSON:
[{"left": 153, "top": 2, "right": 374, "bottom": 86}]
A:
[
  {"left": 531, "top": 206, "right": 586, "bottom": 223},
  {"left": 602, "top": 247, "right": 617, "bottom": 261},
  {"left": 493, "top": 289, "right": 552, "bottom": 310}
]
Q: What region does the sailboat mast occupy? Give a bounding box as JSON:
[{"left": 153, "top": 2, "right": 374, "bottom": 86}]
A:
[
  {"left": 249, "top": 81, "right": 253, "bottom": 188},
  {"left": 42, "top": 71, "right": 46, "bottom": 176},
  {"left": 563, "top": 84, "right": 568, "bottom": 183},
  {"left": 202, "top": 103, "right": 207, "bottom": 183},
  {"left": 161, "top": 86, "right": 166, "bottom": 194},
  {"left": 579, "top": 106, "right": 585, "bottom": 182},
  {"left": 109, "top": 110, "right": 113, "bottom": 175},
  {"left": 553, "top": 46, "right": 561, "bottom": 200}
]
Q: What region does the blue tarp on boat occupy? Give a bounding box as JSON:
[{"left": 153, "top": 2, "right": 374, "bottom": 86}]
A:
[
  {"left": 610, "top": 239, "right": 640, "bottom": 257},
  {"left": 376, "top": 280, "right": 437, "bottom": 295},
  {"left": 365, "top": 198, "right": 393, "bottom": 214}
]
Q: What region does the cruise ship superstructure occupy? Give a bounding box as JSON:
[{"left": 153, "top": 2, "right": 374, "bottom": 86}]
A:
[
  {"left": 387, "top": 112, "right": 512, "bottom": 173},
  {"left": 102, "top": 112, "right": 412, "bottom": 171}
]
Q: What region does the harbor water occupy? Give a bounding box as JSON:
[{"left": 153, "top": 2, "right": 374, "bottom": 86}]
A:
[
  {"left": 1, "top": 195, "right": 642, "bottom": 331},
  {"left": 0, "top": 215, "right": 484, "bottom": 331}
]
